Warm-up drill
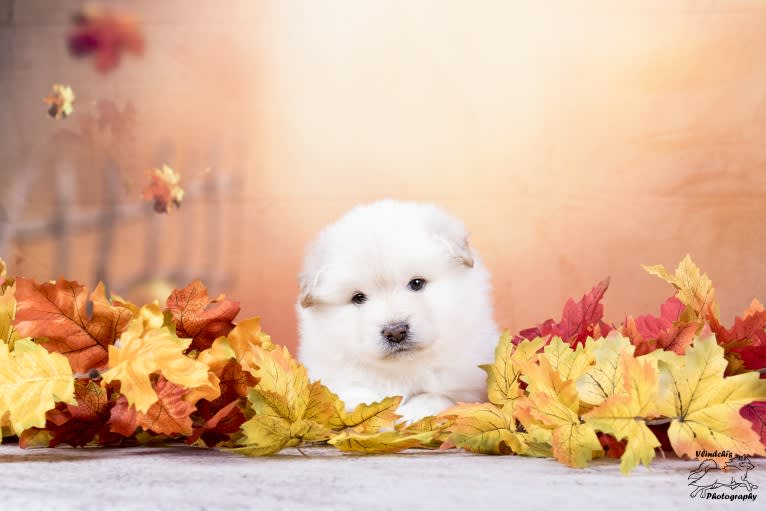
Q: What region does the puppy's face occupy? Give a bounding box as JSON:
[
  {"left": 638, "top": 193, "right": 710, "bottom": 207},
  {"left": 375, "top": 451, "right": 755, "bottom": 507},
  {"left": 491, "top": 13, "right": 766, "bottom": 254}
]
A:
[{"left": 298, "top": 201, "right": 475, "bottom": 363}]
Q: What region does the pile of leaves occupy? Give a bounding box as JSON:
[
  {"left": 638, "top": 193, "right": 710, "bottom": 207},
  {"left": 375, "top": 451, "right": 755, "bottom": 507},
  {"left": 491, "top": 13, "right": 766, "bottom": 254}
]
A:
[{"left": 0, "top": 255, "right": 765, "bottom": 474}]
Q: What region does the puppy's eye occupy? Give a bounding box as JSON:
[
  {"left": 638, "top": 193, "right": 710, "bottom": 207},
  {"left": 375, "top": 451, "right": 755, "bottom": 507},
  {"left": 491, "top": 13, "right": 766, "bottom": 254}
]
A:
[
  {"left": 407, "top": 278, "right": 427, "bottom": 292},
  {"left": 351, "top": 292, "right": 367, "bottom": 305}
]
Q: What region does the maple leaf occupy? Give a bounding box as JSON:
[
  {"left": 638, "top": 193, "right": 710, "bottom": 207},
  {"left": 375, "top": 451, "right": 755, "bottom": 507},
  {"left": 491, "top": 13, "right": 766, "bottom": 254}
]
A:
[
  {"left": 583, "top": 354, "right": 662, "bottom": 473},
  {"left": 0, "top": 280, "right": 18, "bottom": 349},
  {"left": 226, "top": 316, "right": 273, "bottom": 374},
  {"left": 187, "top": 400, "right": 247, "bottom": 447},
  {"left": 517, "top": 360, "right": 603, "bottom": 467},
  {"left": 575, "top": 333, "right": 634, "bottom": 406},
  {"left": 43, "top": 84, "right": 75, "bottom": 119},
  {"left": 101, "top": 304, "right": 211, "bottom": 412},
  {"left": 441, "top": 403, "right": 522, "bottom": 455},
  {"left": 622, "top": 296, "right": 697, "bottom": 356},
  {"left": 329, "top": 430, "right": 438, "bottom": 454},
  {"left": 643, "top": 254, "right": 718, "bottom": 323},
  {"left": 655, "top": 335, "right": 766, "bottom": 461},
  {"left": 541, "top": 336, "right": 595, "bottom": 383},
  {"left": 135, "top": 377, "right": 196, "bottom": 436},
  {"left": 481, "top": 333, "right": 544, "bottom": 413},
  {"left": 0, "top": 339, "right": 75, "bottom": 435},
  {"left": 709, "top": 299, "right": 766, "bottom": 374},
  {"left": 68, "top": 4, "right": 145, "bottom": 73},
  {"left": 515, "top": 278, "right": 612, "bottom": 347},
  {"left": 143, "top": 165, "right": 186, "bottom": 214},
  {"left": 107, "top": 395, "right": 138, "bottom": 437},
  {"left": 166, "top": 280, "right": 239, "bottom": 352},
  {"left": 14, "top": 278, "right": 132, "bottom": 373},
  {"left": 45, "top": 379, "right": 119, "bottom": 447},
  {"left": 740, "top": 401, "right": 766, "bottom": 449}
]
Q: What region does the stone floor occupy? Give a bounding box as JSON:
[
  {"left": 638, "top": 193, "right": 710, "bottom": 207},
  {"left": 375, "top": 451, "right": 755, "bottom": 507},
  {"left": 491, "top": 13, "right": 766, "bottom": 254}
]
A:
[{"left": 0, "top": 444, "right": 762, "bottom": 511}]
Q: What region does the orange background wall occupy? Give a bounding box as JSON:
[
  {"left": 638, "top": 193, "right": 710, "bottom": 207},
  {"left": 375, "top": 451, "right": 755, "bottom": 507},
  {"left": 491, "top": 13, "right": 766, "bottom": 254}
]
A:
[{"left": 2, "top": 1, "right": 766, "bottom": 353}]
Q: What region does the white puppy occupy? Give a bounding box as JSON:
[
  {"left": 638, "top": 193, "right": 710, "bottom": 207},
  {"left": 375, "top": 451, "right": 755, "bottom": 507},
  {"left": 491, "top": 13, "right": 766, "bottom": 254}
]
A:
[{"left": 297, "top": 200, "right": 499, "bottom": 422}]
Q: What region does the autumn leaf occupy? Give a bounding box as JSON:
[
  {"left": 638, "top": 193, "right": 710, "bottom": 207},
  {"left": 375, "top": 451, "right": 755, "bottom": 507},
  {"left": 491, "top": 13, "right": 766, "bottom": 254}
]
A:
[
  {"left": 622, "top": 296, "right": 697, "bottom": 356},
  {"left": 231, "top": 416, "right": 331, "bottom": 456},
  {"left": 575, "top": 333, "right": 634, "bottom": 406},
  {"left": 166, "top": 280, "right": 239, "bottom": 351},
  {"left": 740, "top": 401, "right": 766, "bottom": 449},
  {"left": 0, "top": 339, "right": 75, "bottom": 435},
  {"left": 709, "top": 299, "right": 766, "bottom": 374},
  {"left": 43, "top": 84, "right": 75, "bottom": 119},
  {"left": 246, "top": 345, "right": 310, "bottom": 422},
  {"left": 0, "top": 280, "right": 18, "bottom": 349},
  {"left": 643, "top": 254, "right": 718, "bottom": 323},
  {"left": 187, "top": 400, "right": 247, "bottom": 447},
  {"left": 329, "top": 430, "right": 437, "bottom": 454},
  {"left": 441, "top": 403, "right": 521, "bottom": 455},
  {"left": 143, "top": 165, "right": 186, "bottom": 214},
  {"left": 481, "top": 333, "right": 544, "bottom": 413},
  {"left": 655, "top": 335, "right": 766, "bottom": 460},
  {"left": 135, "top": 377, "right": 195, "bottom": 436},
  {"left": 45, "top": 379, "right": 119, "bottom": 447},
  {"left": 14, "top": 278, "right": 132, "bottom": 373},
  {"left": 107, "top": 395, "right": 138, "bottom": 437},
  {"left": 515, "top": 278, "right": 612, "bottom": 347},
  {"left": 583, "top": 354, "right": 662, "bottom": 473},
  {"left": 101, "top": 304, "right": 211, "bottom": 412},
  {"left": 226, "top": 316, "right": 273, "bottom": 374},
  {"left": 68, "top": 4, "right": 145, "bottom": 73},
  {"left": 518, "top": 361, "right": 603, "bottom": 467},
  {"left": 542, "top": 336, "right": 594, "bottom": 383}
]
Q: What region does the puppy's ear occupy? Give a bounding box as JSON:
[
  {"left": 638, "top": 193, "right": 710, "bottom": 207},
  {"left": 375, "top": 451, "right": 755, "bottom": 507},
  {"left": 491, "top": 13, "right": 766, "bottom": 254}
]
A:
[
  {"left": 298, "top": 272, "right": 316, "bottom": 308},
  {"left": 449, "top": 235, "right": 475, "bottom": 268}
]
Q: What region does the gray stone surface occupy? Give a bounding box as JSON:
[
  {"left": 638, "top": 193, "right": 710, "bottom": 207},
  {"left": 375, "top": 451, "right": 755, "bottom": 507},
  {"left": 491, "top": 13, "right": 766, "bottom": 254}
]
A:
[{"left": 0, "top": 444, "right": 763, "bottom": 511}]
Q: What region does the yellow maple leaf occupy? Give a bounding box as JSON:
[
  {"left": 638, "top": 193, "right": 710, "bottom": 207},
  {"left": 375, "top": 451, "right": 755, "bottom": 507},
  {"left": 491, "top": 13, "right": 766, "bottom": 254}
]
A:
[
  {"left": 101, "top": 304, "right": 211, "bottom": 412},
  {"left": 542, "top": 336, "right": 594, "bottom": 382},
  {"left": 643, "top": 254, "right": 719, "bottom": 322},
  {"left": 247, "top": 345, "right": 310, "bottom": 422},
  {"left": 656, "top": 334, "right": 766, "bottom": 460},
  {"left": 0, "top": 339, "right": 75, "bottom": 436},
  {"left": 0, "top": 280, "right": 18, "bottom": 349},
  {"left": 441, "top": 403, "right": 523, "bottom": 455},
  {"left": 481, "top": 333, "right": 544, "bottom": 413},
  {"left": 329, "top": 429, "right": 437, "bottom": 454},
  {"left": 575, "top": 333, "right": 634, "bottom": 406},
  {"left": 518, "top": 359, "right": 603, "bottom": 467},
  {"left": 583, "top": 354, "right": 662, "bottom": 473},
  {"left": 226, "top": 317, "right": 273, "bottom": 375},
  {"left": 299, "top": 380, "right": 401, "bottom": 433}
]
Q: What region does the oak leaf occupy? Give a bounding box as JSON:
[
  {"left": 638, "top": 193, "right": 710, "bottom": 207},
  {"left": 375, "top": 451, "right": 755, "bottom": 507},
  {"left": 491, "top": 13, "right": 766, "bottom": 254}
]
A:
[
  {"left": 14, "top": 278, "right": 132, "bottom": 373},
  {"left": 166, "top": 280, "right": 239, "bottom": 351}
]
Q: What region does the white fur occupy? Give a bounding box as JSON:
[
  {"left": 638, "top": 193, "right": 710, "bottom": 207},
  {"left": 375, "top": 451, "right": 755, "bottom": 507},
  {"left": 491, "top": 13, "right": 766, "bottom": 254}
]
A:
[{"left": 297, "top": 200, "right": 499, "bottom": 422}]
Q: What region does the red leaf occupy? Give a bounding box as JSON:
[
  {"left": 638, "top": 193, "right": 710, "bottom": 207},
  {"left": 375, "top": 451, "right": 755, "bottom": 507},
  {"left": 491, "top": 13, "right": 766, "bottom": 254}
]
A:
[
  {"left": 622, "top": 296, "right": 696, "bottom": 355},
  {"left": 187, "top": 400, "right": 247, "bottom": 447},
  {"left": 709, "top": 299, "right": 766, "bottom": 372},
  {"left": 14, "top": 278, "right": 132, "bottom": 373},
  {"left": 597, "top": 433, "right": 627, "bottom": 459},
  {"left": 68, "top": 5, "right": 144, "bottom": 73},
  {"left": 46, "top": 379, "right": 120, "bottom": 447},
  {"left": 166, "top": 280, "right": 240, "bottom": 352},
  {"left": 740, "top": 401, "right": 766, "bottom": 450},
  {"left": 514, "top": 278, "right": 611, "bottom": 346}
]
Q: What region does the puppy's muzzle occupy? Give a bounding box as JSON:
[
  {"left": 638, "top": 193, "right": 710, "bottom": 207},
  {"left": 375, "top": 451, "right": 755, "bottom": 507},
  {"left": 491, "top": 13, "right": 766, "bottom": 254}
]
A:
[{"left": 381, "top": 322, "right": 409, "bottom": 344}]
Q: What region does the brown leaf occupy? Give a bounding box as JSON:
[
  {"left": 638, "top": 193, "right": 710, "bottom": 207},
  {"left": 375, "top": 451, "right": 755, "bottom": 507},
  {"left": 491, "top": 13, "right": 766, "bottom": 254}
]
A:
[
  {"left": 135, "top": 377, "right": 195, "bottom": 436},
  {"left": 166, "top": 280, "right": 240, "bottom": 352},
  {"left": 14, "top": 278, "right": 132, "bottom": 373}
]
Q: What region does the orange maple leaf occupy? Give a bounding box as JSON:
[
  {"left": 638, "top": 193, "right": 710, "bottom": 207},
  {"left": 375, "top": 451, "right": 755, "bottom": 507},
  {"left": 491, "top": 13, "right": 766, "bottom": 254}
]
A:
[
  {"left": 109, "top": 377, "right": 196, "bottom": 437},
  {"left": 166, "top": 280, "right": 240, "bottom": 352},
  {"left": 14, "top": 278, "right": 132, "bottom": 373}
]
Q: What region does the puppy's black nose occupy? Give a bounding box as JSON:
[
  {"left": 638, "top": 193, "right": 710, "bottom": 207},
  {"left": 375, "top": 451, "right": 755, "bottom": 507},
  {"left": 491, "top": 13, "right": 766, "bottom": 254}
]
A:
[{"left": 381, "top": 322, "right": 409, "bottom": 343}]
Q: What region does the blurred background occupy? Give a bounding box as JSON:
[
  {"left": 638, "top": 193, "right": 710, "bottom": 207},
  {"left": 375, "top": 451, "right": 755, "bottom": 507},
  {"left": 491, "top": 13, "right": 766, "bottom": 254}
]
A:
[{"left": 1, "top": 0, "right": 765, "bottom": 352}]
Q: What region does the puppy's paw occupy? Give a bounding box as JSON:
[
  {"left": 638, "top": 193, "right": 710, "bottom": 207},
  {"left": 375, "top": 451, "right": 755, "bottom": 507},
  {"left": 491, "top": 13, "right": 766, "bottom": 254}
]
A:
[{"left": 397, "top": 393, "right": 455, "bottom": 424}]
